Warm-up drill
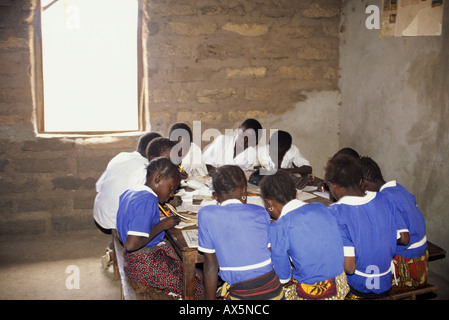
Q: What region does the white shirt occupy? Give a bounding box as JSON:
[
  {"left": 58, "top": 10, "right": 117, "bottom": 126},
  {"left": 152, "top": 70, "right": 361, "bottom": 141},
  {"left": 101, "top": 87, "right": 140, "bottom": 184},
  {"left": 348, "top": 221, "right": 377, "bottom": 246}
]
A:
[
  {"left": 93, "top": 151, "right": 148, "bottom": 229},
  {"left": 202, "top": 134, "right": 258, "bottom": 170},
  {"left": 232, "top": 144, "right": 310, "bottom": 172},
  {"left": 180, "top": 142, "right": 208, "bottom": 177}
]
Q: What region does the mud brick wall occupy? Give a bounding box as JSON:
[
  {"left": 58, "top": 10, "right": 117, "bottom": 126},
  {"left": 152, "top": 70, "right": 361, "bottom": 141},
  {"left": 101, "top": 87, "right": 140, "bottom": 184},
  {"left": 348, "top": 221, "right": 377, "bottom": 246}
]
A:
[{"left": 0, "top": 0, "right": 341, "bottom": 235}]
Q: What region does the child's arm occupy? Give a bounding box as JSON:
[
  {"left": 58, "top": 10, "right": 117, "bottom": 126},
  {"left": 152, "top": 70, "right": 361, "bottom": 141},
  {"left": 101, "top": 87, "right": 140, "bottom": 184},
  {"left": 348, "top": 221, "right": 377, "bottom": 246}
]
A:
[
  {"left": 125, "top": 216, "right": 180, "bottom": 252},
  {"left": 397, "top": 231, "right": 410, "bottom": 246},
  {"left": 344, "top": 256, "right": 356, "bottom": 274},
  {"left": 203, "top": 252, "right": 219, "bottom": 300}
]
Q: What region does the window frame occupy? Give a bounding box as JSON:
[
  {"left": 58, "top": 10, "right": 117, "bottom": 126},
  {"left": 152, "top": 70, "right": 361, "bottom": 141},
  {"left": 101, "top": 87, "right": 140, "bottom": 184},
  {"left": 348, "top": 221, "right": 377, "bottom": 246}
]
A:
[{"left": 32, "top": 0, "right": 146, "bottom": 135}]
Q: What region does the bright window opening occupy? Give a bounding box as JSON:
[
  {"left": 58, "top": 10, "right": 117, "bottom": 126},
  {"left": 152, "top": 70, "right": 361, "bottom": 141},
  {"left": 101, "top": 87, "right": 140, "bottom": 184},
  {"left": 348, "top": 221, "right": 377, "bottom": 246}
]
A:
[{"left": 40, "top": 0, "right": 139, "bottom": 133}]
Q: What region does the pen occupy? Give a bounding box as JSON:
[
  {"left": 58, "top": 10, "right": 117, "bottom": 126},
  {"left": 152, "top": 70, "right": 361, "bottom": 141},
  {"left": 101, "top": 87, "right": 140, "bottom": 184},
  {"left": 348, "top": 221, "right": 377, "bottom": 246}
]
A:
[
  {"left": 158, "top": 204, "right": 170, "bottom": 218},
  {"left": 258, "top": 156, "right": 264, "bottom": 169}
]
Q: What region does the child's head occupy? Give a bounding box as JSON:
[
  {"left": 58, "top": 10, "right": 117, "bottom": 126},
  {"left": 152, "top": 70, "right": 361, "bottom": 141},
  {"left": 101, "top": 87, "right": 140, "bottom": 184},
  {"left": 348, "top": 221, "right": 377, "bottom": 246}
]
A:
[
  {"left": 333, "top": 147, "right": 360, "bottom": 159},
  {"left": 137, "top": 131, "right": 162, "bottom": 157},
  {"left": 211, "top": 165, "right": 247, "bottom": 204},
  {"left": 168, "top": 122, "right": 192, "bottom": 159},
  {"left": 146, "top": 137, "right": 176, "bottom": 161},
  {"left": 260, "top": 170, "right": 296, "bottom": 219},
  {"left": 360, "top": 156, "right": 385, "bottom": 192},
  {"left": 324, "top": 153, "right": 363, "bottom": 200},
  {"left": 146, "top": 157, "right": 180, "bottom": 204},
  {"left": 169, "top": 122, "right": 193, "bottom": 143},
  {"left": 269, "top": 130, "right": 292, "bottom": 165},
  {"left": 236, "top": 118, "right": 263, "bottom": 151}
]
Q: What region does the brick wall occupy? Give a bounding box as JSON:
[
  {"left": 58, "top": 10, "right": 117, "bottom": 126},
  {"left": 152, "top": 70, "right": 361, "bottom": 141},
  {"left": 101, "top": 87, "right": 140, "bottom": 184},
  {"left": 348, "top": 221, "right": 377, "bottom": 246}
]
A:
[{"left": 0, "top": 0, "right": 341, "bottom": 235}]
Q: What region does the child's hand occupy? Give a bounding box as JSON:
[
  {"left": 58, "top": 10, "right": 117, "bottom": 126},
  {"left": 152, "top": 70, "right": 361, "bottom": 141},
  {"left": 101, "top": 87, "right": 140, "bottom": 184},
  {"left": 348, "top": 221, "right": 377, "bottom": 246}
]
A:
[
  {"left": 161, "top": 216, "right": 181, "bottom": 230},
  {"left": 180, "top": 171, "right": 189, "bottom": 180}
]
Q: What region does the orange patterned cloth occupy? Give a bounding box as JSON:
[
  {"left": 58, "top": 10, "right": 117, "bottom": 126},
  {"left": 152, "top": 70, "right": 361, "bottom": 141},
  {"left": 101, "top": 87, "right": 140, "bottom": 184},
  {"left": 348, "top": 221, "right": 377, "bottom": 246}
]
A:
[
  {"left": 391, "top": 250, "right": 429, "bottom": 292},
  {"left": 283, "top": 272, "right": 349, "bottom": 300}
]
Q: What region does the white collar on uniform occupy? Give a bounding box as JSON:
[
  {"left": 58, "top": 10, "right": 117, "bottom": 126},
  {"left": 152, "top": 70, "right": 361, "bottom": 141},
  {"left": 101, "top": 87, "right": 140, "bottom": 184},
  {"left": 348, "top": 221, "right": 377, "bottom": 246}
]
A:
[
  {"left": 129, "top": 184, "right": 158, "bottom": 198},
  {"left": 279, "top": 199, "right": 306, "bottom": 220},
  {"left": 220, "top": 199, "right": 242, "bottom": 206},
  {"left": 334, "top": 191, "right": 376, "bottom": 206},
  {"left": 379, "top": 180, "right": 397, "bottom": 192}
]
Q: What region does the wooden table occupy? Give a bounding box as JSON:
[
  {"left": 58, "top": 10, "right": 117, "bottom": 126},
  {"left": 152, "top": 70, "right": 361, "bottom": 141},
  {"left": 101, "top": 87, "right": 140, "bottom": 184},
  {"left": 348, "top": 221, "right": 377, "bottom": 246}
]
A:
[
  {"left": 165, "top": 226, "right": 203, "bottom": 300},
  {"left": 428, "top": 241, "right": 446, "bottom": 262}
]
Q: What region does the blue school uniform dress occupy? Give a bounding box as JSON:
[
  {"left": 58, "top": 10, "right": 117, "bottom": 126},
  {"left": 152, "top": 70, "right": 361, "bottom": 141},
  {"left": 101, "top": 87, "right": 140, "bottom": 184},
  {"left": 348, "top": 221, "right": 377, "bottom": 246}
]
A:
[
  {"left": 198, "top": 199, "right": 273, "bottom": 285},
  {"left": 269, "top": 200, "right": 344, "bottom": 285},
  {"left": 116, "top": 184, "right": 204, "bottom": 299},
  {"left": 116, "top": 185, "right": 164, "bottom": 247},
  {"left": 328, "top": 191, "right": 407, "bottom": 296},
  {"left": 380, "top": 181, "right": 427, "bottom": 258}
]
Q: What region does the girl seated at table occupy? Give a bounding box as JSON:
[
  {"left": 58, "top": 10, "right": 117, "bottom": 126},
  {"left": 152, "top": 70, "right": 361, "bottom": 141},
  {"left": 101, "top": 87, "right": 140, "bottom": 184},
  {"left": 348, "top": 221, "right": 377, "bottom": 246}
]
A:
[
  {"left": 197, "top": 165, "right": 284, "bottom": 300},
  {"left": 258, "top": 130, "right": 312, "bottom": 175},
  {"left": 324, "top": 154, "right": 408, "bottom": 299},
  {"left": 260, "top": 170, "right": 349, "bottom": 300},
  {"left": 360, "top": 156, "right": 426, "bottom": 292},
  {"left": 116, "top": 157, "right": 204, "bottom": 299}
]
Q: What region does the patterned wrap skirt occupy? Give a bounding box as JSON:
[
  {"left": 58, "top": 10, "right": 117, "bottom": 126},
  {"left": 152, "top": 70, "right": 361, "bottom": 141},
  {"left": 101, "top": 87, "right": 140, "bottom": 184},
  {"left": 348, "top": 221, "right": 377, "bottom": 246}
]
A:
[
  {"left": 391, "top": 250, "right": 429, "bottom": 292},
  {"left": 283, "top": 272, "right": 349, "bottom": 300},
  {"left": 216, "top": 270, "right": 284, "bottom": 300},
  {"left": 124, "top": 243, "right": 203, "bottom": 300}
]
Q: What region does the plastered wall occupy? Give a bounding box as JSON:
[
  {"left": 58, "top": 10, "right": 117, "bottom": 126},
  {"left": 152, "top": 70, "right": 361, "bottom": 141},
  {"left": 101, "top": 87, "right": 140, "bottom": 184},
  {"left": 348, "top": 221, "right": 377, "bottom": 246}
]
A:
[{"left": 340, "top": 0, "right": 449, "bottom": 279}]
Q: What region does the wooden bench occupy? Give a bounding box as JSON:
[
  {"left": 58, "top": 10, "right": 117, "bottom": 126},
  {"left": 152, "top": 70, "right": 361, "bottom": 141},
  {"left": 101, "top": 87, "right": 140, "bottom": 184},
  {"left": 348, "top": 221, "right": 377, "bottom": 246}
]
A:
[
  {"left": 111, "top": 232, "right": 173, "bottom": 300},
  {"left": 380, "top": 283, "right": 439, "bottom": 300}
]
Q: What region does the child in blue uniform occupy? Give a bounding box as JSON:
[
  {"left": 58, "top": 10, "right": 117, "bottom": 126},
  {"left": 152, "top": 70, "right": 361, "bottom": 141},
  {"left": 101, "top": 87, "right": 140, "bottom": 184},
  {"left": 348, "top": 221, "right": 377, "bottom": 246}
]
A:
[
  {"left": 198, "top": 165, "right": 283, "bottom": 300},
  {"left": 260, "top": 170, "right": 349, "bottom": 300},
  {"left": 325, "top": 154, "right": 408, "bottom": 299},
  {"left": 116, "top": 157, "right": 203, "bottom": 299},
  {"left": 360, "top": 156, "right": 428, "bottom": 292}
]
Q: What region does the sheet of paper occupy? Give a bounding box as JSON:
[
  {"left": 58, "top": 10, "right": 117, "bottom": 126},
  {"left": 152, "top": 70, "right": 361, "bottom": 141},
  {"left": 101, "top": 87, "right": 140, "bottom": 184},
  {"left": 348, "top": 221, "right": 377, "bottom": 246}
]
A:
[
  {"left": 303, "top": 185, "right": 318, "bottom": 192},
  {"left": 175, "top": 221, "right": 197, "bottom": 229},
  {"left": 297, "top": 191, "right": 317, "bottom": 202},
  {"left": 182, "top": 229, "right": 199, "bottom": 248},
  {"left": 247, "top": 195, "right": 265, "bottom": 207},
  {"left": 313, "top": 191, "right": 330, "bottom": 199}
]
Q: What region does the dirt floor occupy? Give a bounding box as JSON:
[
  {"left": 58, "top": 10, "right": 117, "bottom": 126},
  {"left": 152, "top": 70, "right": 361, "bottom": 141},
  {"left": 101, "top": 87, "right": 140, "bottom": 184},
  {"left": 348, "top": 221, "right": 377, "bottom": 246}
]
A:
[
  {"left": 0, "top": 228, "right": 121, "bottom": 300},
  {"left": 0, "top": 228, "right": 448, "bottom": 300}
]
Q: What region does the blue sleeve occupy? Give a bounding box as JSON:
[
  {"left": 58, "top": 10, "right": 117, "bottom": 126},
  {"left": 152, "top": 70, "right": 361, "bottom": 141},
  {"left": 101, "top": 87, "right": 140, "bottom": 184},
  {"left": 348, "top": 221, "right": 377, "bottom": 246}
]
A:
[
  {"left": 269, "top": 222, "right": 292, "bottom": 283},
  {"left": 330, "top": 205, "right": 355, "bottom": 256},
  {"left": 198, "top": 207, "right": 215, "bottom": 253},
  {"left": 390, "top": 198, "right": 409, "bottom": 236},
  {"left": 127, "top": 195, "right": 159, "bottom": 238}
]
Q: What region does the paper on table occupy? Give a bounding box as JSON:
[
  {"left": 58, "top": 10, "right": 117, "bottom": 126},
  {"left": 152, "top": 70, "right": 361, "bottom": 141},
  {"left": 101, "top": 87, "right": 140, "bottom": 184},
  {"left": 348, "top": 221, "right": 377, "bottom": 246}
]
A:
[
  {"left": 303, "top": 185, "right": 318, "bottom": 192},
  {"left": 297, "top": 191, "right": 317, "bottom": 202},
  {"left": 175, "top": 221, "right": 197, "bottom": 229},
  {"left": 247, "top": 195, "right": 265, "bottom": 207},
  {"left": 313, "top": 191, "right": 330, "bottom": 199},
  {"left": 186, "top": 180, "right": 207, "bottom": 190},
  {"left": 182, "top": 229, "right": 199, "bottom": 248}
]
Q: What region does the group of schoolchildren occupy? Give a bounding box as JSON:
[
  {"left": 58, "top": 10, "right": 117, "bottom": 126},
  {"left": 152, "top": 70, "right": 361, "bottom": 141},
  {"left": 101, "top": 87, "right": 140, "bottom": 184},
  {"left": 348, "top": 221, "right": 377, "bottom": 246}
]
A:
[{"left": 93, "top": 118, "right": 428, "bottom": 300}]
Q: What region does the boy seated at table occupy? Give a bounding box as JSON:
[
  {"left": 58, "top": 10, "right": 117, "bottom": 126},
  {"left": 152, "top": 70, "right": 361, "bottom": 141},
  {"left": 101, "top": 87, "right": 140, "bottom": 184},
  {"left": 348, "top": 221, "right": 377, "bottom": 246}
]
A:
[
  {"left": 168, "top": 122, "right": 208, "bottom": 178},
  {"left": 256, "top": 130, "right": 312, "bottom": 176},
  {"left": 360, "top": 156, "right": 427, "bottom": 292},
  {"left": 201, "top": 118, "right": 263, "bottom": 173}
]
